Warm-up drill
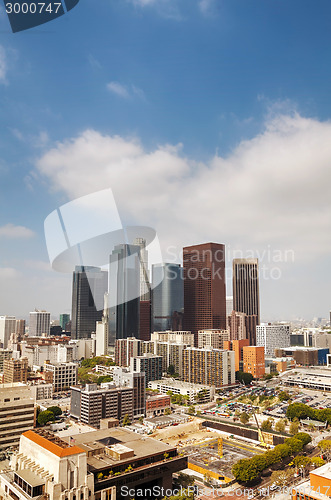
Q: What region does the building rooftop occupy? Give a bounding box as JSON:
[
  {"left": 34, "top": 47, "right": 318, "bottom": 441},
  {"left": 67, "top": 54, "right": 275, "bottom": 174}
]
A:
[
  {"left": 150, "top": 379, "right": 212, "bottom": 390},
  {"left": 23, "top": 430, "right": 85, "bottom": 458},
  {"left": 16, "top": 468, "right": 45, "bottom": 487}
]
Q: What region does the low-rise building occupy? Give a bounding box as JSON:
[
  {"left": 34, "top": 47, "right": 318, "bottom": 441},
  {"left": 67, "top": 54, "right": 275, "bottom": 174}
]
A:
[
  {"left": 0, "top": 427, "right": 187, "bottom": 500},
  {"left": 3, "top": 357, "right": 28, "bottom": 384},
  {"left": 243, "top": 346, "right": 265, "bottom": 379},
  {"left": 44, "top": 361, "right": 78, "bottom": 392},
  {"left": 146, "top": 394, "right": 171, "bottom": 418},
  {"left": 148, "top": 379, "right": 215, "bottom": 403}
]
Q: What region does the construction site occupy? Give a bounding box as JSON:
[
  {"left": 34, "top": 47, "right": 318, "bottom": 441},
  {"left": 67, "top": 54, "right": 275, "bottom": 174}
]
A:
[{"left": 150, "top": 417, "right": 267, "bottom": 485}]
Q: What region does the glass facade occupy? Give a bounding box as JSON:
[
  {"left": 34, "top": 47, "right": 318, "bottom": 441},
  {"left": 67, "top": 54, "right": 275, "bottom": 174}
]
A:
[{"left": 151, "top": 263, "right": 184, "bottom": 332}]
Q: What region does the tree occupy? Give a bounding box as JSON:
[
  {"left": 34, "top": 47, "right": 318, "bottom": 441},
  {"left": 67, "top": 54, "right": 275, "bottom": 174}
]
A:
[
  {"left": 274, "top": 443, "right": 291, "bottom": 459},
  {"left": 278, "top": 391, "right": 291, "bottom": 402},
  {"left": 37, "top": 410, "right": 54, "bottom": 426},
  {"left": 240, "top": 412, "right": 250, "bottom": 425},
  {"left": 311, "top": 457, "right": 325, "bottom": 468},
  {"left": 270, "top": 469, "right": 293, "bottom": 487},
  {"left": 167, "top": 365, "right": 176, "bottom": 376},
  {"left": 295, "top": 432, "right": 312, "bottom": 446},
  {"left": 284, "top": 437, "right": 304, "bottom": 454},
  {"left": 165, "top": 407, "right": 171, "bottom": 415},
  {"left": 286, "top": 403, "right": 314, "bottom": 421},
  {"left": 275, "top": 419, "right": 286, "bottom": 433},
  {"left": 187, "top": 406, "right": 195, "bottom": 416},
  {"left": 177, "top": 473, "right": 195, "bottom": 489},
  {"left": 232, "top": 458, "right": 260, "bottom": 483},
  {"left": 261, "top": 418, "right": 273, "bottom": 431},
  {"left": 289, "top": 420, "right": 300, "bottom": 435},
  {"left": 236, "top": 371, "right": 254, "bottom": 385},
  {"left": 122, "top": 414, "right": 131, "bottom": 426},
  {"left": 293, "top": 456, "right": 311, "bottom": 472},
  {"left": 47, "top": 406, "right": 62, "bottom": 417},
  {"left": 318, "top": 439, "right": 331, "bottom": 461}
]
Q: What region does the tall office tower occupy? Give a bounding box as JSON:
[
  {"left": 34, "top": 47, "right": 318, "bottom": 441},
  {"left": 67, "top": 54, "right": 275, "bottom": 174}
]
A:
[
  {"left": 3, "top": 357, "right": 28, "bottom": 384},
  {"left": 71, "top": 266, "right": 108, "bottom": 340},
  {"left": 226, "top": 296, "right": 233, "bottom": 318},
  {"left": 15, "top": 319, "right": 25, "bottom": 339},
  {"left": 109, "top": 244, "right": 141, "bottom": 346},
  {"left": 151, "top": 263, "right": 184, "bottom": 332},
  {"left": 139, "top": 300, "right": 151, "bottom": 341},
  {"left": 243, "top": 346, "right": 265, "bottom": 379},
  {"left": 182, "top": 347, "right": 235, "bottom": 388},
  {"left": 29, "top": 310, "right": 51, "bottom": 337},
  {"left": 0, "top": 316, "right": 16, "bottom": 348},
  {"left": 115, "top": 337, "right": 141, "bottom": 367},
  {"left": 95, "top": 293, "right": 109, "bottom": 356},
  {"left": 256, "top": 323, "right": 291, "bottom": 358},
  {"left": 183, "top": 243, "right": 226, "bottom": 344},
  {"left": 224, "top": 339, "right": 250, "bottom": 372},
  {"left": 233, "top": 258, "right": 260, "bottom": 344},
  {"left": 59, "top": 314, "right": 70, "bottom": 331},
  {"left": 198, "top": 329, "right": 230, "bottom": 349},
  {"left": 134, "top": 237, "right": 150, "bottom": 300},
  {"left": 228, "top": 310, "right": 247, "bottom": 341}
]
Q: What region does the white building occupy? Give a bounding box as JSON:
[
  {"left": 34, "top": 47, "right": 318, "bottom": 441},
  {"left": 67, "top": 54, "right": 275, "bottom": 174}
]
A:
[
  {"left": 148, "top": 379, "right": 215, "bottom": 403},
  {"left": 151, "top": 331, "right": 194, "bottom": 345},
  {"left": 256, "top": 323, "right": 290, "bottom": 357},
  {"left": 0, "top": 316, "right": 16, "bottom": 349},
  {"left": 44, "top": 362, "right": 78, "bottom": 392},
  {"left": 29, "top": 310, "right": 50, "bottom": 337},
  {"left": 198, "top": 329, "right": 229, "bottom": 349},
  {"left": 30, "top": 383, "right": 53, "bottom": 401}
]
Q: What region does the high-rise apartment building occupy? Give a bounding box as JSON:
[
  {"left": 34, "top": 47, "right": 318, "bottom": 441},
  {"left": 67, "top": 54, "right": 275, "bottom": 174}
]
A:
[
  {"left": 0, "top": 383, "right": 35, "bottom": 451},
  {"left": 29, "top": 310, "right": 51, "bottom": 337},
  {"left": 112, "top": 367, "right": 146, "bottom": 417},
  {"left": 243, "top": 346, "right": 265, "bottom": 379},
  {"left": 71, "top": 266, "right": 108, "bottom": 340},
  {"left": 0, "top": 316, "right": 17, "bottom": 348},
  {"left": 3, "top": 357, "right": 28, "bottom": 384},
  {"left": 155, "top": 342, "right": 188, "bottom": 377},
  {"left": 115, "top": 337, "right": 141, "bottom": 367},
  {"left": 198, "top": 329, "right": 229, "bottom": 349},
  {"left": 223, "top": 339, "right": 250, "bottom": 372},
  {"left": 15, "top": 319, "right": 25, "bottom": 338},
  {"left": 256, "top": 323, "right": 291, "bottom": 357},
  {"left": 151, "top": 263, "right": 184, "bottom": 332},
  {"left": 183, "top": 243, "right": 226, "bottom": 343},
  {"left": 233, "top": 258, "right": 260, "bottom": 344},
  {"left": 130, "top": 353, "right": 163, "bottom": 386},
  {"left": 182, "top": 347, "right": 235, "bottom": 388},
  {"left": 71, "top": 383, "right": 134, "bottom": 427},
  {"left": 59, "top": 313, "right": 70, "bottom": 331},
  {"left": 226, "top": 296, "right": 233, "bottom": 317},
  {"left": 109, "top": 244, "right": 140, "bottom": 346}
]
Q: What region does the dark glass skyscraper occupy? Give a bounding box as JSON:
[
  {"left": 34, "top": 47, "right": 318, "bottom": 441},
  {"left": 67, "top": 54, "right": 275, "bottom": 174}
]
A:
[
  {"left": 71, "top": 266, "right": 108, "bottom": 339},
  {"left": 108, "top": 244, "right": 141, "bottom": 346},
  {"left": 183, "top": 242, "right": 226, "bottom": 344},
  {"left": 151, "top": 263, "right": 184, "bottom": 332}
]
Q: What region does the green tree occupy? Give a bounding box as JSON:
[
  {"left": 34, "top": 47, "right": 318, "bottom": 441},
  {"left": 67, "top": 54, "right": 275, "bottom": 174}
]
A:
[
  {"left": 232, "top": 458, "right": 260, "bottom": 483},
  {"left": 311, "top": 457, "right": 325, "bottom": 468},
  {"left": 187, "top": 406, "right": 195, "bottom": 416},
  {"left": 165, "top": 407, "right": 171, "bottom": 415},
  {"left": 96, "top": 375, "right": 113, "bottom": 384},
  {"left": 318, "top": 439, "right": 331, "bottom": 461},
  {"left": 47, "top": 406, "right": 62, "bottom": 417},
  {"left": 37, "top": 410, "right": 55, "bottom": 426},
  {"left": 278, "top": 391, "right": 291, "bottom": 402},
  {"left": 236, "top": 371, "right": 254, "bottom": 385},
  {"left": 286, "top": 403, "right": 314, "bottom": 421},
  {"left": 284, "top": 437, "right": 304, "bottom": 454},
  {"left": 167, "top": 365, "right": 176, "bottom": 376},
  {"left": 261, "top": 418, "right": 273, "bottom": 431},
  {"left": 177, "top": 473, "right": 195, "bottom": 489},
  {"left": 289, "top": 420, "right": 300, "bottom": 435},
  {"left": 295, "top": 432, "right": 312, "bottom": 446},
  {"left": 122, "top": 414, "right": 131, "bottom": 426},
  {"left": 293, "top": 456, "right": 311, "bottom": 471},
  {"left": 275, "top": 419, "right": 286, "bottom": 433},
  {"left": 240, "top": 412, "right": 250, "bottom": 425}
]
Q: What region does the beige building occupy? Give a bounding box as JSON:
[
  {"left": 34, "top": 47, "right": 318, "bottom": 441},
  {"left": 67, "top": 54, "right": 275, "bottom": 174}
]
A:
[
  {"left": 227, "top": 310, "right": 247, "bottom": 340},
  {"left": 43, "top": 361, "right": 77, "bottom": 392},
  {"left": 3, "top": 357, "right": 28, "bottom": 384},
  {"left": 151, "top": 331, "right": 194, "bottom": 345},
  {"left": 0, "top": 383, "right": 35, "bottom": 451},
  {"left": 182, "top": 347, "right": 235, "bottom": 388},
  {"left": 198, "top": 329, "right": 229, "bottom": 349}
]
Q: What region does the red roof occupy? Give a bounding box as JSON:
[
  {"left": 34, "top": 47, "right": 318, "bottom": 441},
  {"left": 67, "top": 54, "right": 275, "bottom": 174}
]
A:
[{"left": 22, "top": 431, "right": 85, "bottom": 458}]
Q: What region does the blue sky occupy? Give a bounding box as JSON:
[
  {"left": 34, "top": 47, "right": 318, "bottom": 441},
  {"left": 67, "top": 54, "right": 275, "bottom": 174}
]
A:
[{"left": 0, "top": 0, "right": 331, "bottom": 321}]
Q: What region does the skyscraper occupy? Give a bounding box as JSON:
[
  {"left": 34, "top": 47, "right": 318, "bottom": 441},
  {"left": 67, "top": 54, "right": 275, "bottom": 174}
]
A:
[
  {"left": 233, "top": 258, "right": 260, "bottom": 344},
  {"left": 0, "top": 316, "right": 16, "bottom": 348},
  {"left": 133, "top": 237, "right": 150, "bottom": 300},
  {"left": 29, "top": 310, "right": 50, "bottom": 337},
  {"left": 108, "top": 244, "right": 140, "bottom": 346},
  {"left": 59, "top": 314, "right": 70, "bottom": 331},
  {"left": 151, "top": 263, "right": 184, "bottom": 332},
  {"left": 71, "top": 266, "right": 108, "bottom": 340},
  {"left": 183, "top": 242, "right": 226, "bottom": 343}
]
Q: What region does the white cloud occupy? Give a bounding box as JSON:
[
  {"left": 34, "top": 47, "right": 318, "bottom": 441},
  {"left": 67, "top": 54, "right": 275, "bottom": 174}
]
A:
[
  {"left": 128, "top": 0, "right": 182, "bottom": 20},
  {"left": 0, "top": 45, "right": 7, "bottom": 84},
  {"left": 199, "top": 0, "right": 215, "bottom": 15},
  {"left": 0, "top": 267, "right": 20, "bottom": 279},
  {"left": 0, "top": 224, "right": 35, "bottom": 239},
  {"left": 35, "top": 112, "right": 331, "bottom": 269},
  {"left": 107, "top": 81, "right": 145, "bottom": 100}
]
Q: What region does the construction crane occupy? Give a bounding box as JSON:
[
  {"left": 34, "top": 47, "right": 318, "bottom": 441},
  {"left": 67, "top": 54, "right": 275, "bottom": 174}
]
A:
[
  {"left": 218, "top": 438, "right": 223, "bottom": 458},
  {"left": 251, "top": 408, "right": 268, "bottom": 448}
]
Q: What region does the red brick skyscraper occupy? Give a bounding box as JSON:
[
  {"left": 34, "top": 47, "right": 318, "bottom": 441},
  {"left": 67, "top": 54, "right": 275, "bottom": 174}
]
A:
[{"left": 183, "top": 242, "right": 226, "bottom": 344}]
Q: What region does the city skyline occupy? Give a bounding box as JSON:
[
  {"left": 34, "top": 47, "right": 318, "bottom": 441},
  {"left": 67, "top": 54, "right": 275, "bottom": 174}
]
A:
[{"left": 0, "top": 1, "right": 330, "bottom": 320}]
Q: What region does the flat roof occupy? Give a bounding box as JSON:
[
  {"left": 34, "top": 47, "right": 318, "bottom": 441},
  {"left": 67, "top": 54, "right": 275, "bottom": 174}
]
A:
[
  {"left": 23, "top": 430, "right": 85, "bottom": 458},
  {"left": 15, "top": 469, "right": 45, "bottom": 487}
]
